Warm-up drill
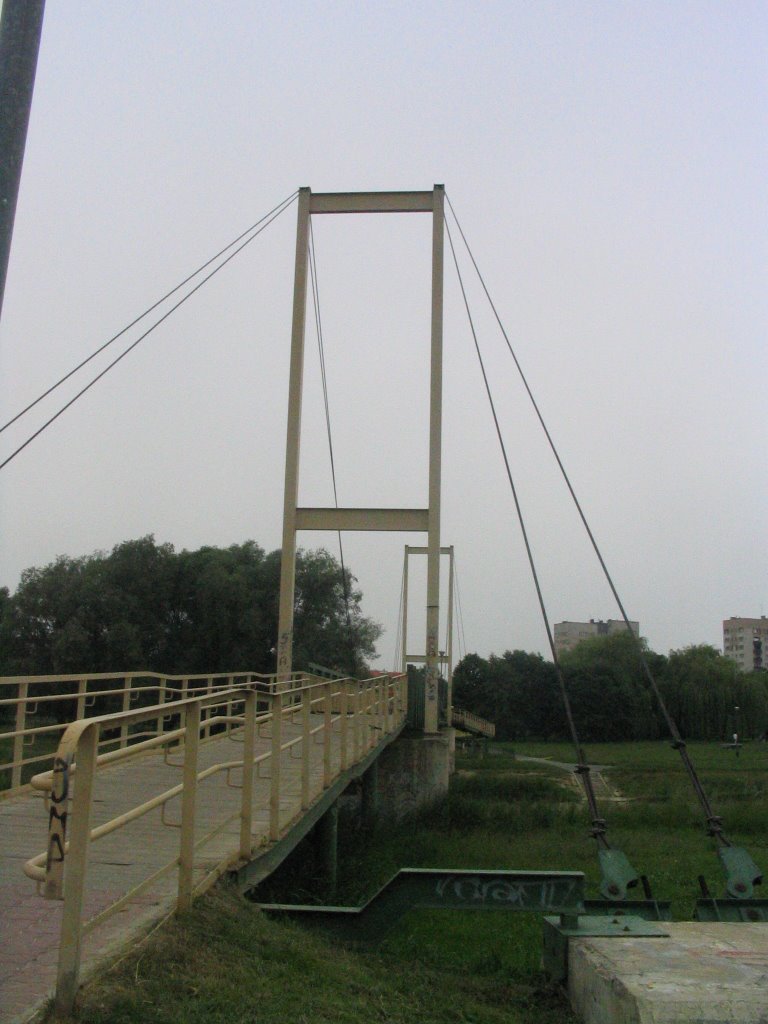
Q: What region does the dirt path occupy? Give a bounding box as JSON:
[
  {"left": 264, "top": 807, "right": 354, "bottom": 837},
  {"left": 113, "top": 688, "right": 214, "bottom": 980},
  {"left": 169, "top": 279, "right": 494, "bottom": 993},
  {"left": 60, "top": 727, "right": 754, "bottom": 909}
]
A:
[{"left": 515, "top": 755, "right": 627, "bottom": 802}]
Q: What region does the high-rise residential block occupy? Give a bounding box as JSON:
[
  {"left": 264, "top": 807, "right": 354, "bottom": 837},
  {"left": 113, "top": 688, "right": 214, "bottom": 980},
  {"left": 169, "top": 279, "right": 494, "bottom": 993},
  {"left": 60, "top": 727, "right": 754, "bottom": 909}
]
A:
[
  {"left": 553, "top": 618, "right": 639, "bottom": 656},
  {"left": 723, "top": 617, "right": 768, "bottom": 672}
]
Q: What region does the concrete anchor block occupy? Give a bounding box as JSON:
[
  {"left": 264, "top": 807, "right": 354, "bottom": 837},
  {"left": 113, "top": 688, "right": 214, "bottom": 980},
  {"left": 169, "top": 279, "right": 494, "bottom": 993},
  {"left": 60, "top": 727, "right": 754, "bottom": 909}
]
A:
[{"left": 568, "top": 922, "right": 768, "bottom": 1023}]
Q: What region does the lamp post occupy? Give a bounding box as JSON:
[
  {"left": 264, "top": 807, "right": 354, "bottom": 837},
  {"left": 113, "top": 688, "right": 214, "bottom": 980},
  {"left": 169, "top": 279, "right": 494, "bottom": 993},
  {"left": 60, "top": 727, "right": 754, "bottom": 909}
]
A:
[{"left": 733, "top": 706, "right": 740, "bottom": 757}]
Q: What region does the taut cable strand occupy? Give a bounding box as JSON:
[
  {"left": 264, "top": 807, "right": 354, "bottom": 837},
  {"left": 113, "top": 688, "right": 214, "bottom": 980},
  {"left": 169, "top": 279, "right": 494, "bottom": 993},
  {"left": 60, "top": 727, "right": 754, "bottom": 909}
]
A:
[
  {"left": 393, "top": 562, "right": 405, "bottom": 672},
  {"left": 1, "top": 190, "right": 299, "bottom": 435},
  {"left": 445, "top": 194, "right": 728, "bottom": 846},
  {"left": 453, "top": 557, "right": 468, "bottom": 662},
  {"left": 445, "top": 218, "right": 609, "bottom": 848},
  {"left": 307, "top": 221, "right": 356, "bottom": 671},
  {"left": 0, "top": 192, "right": 298, "bottom": 472}
]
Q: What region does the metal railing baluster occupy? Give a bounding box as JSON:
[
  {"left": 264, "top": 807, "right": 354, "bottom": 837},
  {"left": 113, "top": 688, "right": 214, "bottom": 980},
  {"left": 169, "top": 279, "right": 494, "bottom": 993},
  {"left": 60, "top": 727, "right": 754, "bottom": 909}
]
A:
[
  {"left": 301, "top": 688, "right": 311, "bottom": 809},
  {"left": 323, "top": 682, "right": 332, "bottom": 788},
  {"left": 178, "top": 703, "right": 201, "bottom": 911},
  {"left": 54, "top": 725, "right": 98, "bottom": 1015},
  {"left": 269, "top": 692, "right": 283, "bottom": 841},
  {"left": 239, "top": 691, "right": 256, "bottom": 860}
]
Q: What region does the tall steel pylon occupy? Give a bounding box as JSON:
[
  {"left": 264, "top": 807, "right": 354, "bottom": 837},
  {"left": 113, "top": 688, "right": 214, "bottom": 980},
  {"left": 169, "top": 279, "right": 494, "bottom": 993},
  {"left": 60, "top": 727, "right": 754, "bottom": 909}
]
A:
[
  {"left": 0, "top": 0, "right": 46, "bottom": 320},
  {"left": 277, "top": 186, "right": 445, "bottom": 733}
]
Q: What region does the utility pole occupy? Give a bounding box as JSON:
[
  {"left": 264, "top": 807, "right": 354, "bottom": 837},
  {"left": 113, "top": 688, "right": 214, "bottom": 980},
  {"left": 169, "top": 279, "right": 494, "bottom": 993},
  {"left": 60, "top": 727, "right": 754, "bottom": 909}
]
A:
[{"left": 0, "top": 0, "right": 46, "bottom": 320}]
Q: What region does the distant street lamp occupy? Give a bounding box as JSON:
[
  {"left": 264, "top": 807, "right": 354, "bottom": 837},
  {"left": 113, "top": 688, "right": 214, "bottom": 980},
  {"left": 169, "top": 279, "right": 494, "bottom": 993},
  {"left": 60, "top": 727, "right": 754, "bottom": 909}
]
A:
[{"left": 733, "top": 706, "right": 741, "bottom": 757}]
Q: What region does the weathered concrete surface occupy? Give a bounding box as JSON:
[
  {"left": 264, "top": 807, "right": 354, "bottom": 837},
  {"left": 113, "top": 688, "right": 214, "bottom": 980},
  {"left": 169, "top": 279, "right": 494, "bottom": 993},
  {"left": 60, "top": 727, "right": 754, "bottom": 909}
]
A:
[
  {"left": 569, "top": 921, "right": 768, "bottom": 1023},
  {"left": 376, "top": 730, "right": 451, "bottom": 822},
  {"left": 0, "top": 714, "right": 388, "bottom": 1024}
]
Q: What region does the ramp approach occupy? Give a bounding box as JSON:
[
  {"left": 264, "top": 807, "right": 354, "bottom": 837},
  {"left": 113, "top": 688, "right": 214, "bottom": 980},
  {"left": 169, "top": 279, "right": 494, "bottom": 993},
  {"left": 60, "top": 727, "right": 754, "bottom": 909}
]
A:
[{"left": 0, "top": 670, "right": 407, "bottom": 1018}]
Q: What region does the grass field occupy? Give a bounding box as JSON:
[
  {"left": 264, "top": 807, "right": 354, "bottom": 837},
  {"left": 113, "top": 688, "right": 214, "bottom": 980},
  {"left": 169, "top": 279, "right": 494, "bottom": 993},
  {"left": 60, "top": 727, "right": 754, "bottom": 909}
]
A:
[{"left": 53, "top": 739, "right": 768, "bottom": 1024}]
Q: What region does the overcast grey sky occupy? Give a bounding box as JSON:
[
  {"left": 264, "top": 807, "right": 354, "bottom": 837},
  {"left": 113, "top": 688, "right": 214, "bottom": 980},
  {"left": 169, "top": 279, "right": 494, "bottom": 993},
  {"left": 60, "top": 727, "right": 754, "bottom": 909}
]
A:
[{"left": 1, "top": 0, "right": 766, "bottom": 668}]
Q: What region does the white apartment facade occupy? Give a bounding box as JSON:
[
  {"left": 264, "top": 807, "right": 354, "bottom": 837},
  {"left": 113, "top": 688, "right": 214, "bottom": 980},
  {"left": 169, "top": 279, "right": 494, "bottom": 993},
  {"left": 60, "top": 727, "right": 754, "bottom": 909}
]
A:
[
  {"left": 723, "top": 617, "right": 768, "bottom": 672},
  {"left": 554, "top": 618, "right": 639, "bottom": 656}
]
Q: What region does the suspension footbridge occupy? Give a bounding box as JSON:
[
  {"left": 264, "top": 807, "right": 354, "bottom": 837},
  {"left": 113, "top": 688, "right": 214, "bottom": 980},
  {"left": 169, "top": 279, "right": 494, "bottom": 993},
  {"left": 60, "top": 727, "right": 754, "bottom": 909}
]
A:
[{"left": 1, "top": 188, "right": 765, "bottom": 1024}]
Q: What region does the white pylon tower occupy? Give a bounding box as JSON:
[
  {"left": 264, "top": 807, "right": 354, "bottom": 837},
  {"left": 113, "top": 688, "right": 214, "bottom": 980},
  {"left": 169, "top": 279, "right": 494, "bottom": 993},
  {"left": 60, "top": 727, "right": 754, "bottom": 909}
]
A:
[{"left": 276, "top": 186, "right": 445, "bottom": 733}]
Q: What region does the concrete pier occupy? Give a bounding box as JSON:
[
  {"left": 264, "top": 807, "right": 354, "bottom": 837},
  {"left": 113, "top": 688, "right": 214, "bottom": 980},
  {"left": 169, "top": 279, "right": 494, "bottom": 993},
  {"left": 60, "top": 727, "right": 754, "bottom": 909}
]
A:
[
  {"left": 569, "top": 922, "right": 768, "bottom": 1023},
  {"left": 375, "top": 730, "right": 451, "bottom": 823}
]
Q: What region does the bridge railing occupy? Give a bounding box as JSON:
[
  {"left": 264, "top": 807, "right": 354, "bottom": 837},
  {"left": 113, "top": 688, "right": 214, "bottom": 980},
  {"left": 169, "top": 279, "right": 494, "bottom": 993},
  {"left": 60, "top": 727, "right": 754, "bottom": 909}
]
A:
[
  {"left": 20, "top": 672, "right": 407, "bottom": 1013},
  {"left": 451, "top": 707, "right": 496, "bottom": 738},
  {"left": 0, "top": 670, "right": 305, "bottom": 796}
]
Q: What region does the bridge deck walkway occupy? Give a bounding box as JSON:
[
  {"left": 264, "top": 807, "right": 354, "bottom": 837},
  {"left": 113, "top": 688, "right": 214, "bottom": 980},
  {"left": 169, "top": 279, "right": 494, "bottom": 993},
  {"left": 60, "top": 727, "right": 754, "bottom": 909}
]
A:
[{"left": 0, "top": 712, "right": 360, "bottom": 1024}]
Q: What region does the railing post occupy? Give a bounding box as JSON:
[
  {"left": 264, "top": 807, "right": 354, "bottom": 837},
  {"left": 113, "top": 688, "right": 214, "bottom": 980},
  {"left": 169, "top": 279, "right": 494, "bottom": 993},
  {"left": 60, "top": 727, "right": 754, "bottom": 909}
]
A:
[
  {"left": 226, "top": 675, "right": 234, "bottom": 736},
  {"left": 11, "top": 680, "right": 27, "bottom": 790},
  {"left": 54, "top": 725, "right": 99, "bottom": 1015},
  {"left": 340, "top": 681, "right": 349, "bottom": 771},
  {"left": 76, "top": 678, "right": 87, "bottom": 720},
  {"left": 203, "top": 677, "right": 213, "bottom": 738},
  {"left": 301, "top": 687, "right": 311, "bottom": 809},
  {"left": 120, "top": 677, "right": 131, "bottom": 748},
  {"left": 352, "top": 683, "right": 360, "bottom": 763},
  {"left": 269, "top": 692, "right": 283, "bottom": 841},
  {"left": 323, "top": 682, "right": 332, "bottom": 788},
  {"left": 365, "top": 682, "right": 371, "bottom": 751},
  {"left": 157, "top": 678, "right": 168, "bottom": 738},
  {"left": 178, "top": 702, "right": 201, "bottom": 911},
  {"left": 370, "top": 680, "right": 377, "bottom": 742},
  {"left": 239, "top": 691, "right": 256, "bottom": 860}
]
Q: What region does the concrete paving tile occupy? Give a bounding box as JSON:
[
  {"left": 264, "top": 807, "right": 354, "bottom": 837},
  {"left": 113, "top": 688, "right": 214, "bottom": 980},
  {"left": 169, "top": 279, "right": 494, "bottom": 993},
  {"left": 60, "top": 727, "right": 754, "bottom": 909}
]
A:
[{"left": 0, "top": 712, "right": 396, "bottom": 1024}]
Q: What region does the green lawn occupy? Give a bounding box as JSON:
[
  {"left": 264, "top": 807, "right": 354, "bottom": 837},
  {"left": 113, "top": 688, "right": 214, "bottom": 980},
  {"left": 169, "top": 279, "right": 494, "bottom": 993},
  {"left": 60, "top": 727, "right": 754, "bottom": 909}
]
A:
[{"left": 54, "top": 739, "right": 768, "bottom": 1024}]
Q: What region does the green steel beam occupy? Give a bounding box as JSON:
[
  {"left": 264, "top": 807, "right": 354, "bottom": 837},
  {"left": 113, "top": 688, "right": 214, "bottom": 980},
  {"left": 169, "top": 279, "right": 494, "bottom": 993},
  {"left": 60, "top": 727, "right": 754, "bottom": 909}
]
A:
[
  {"left": 230, "top": 722, "right": 405, "bottom": 891},
  {"left": 253, "top": 868, "right": 586, "bottom": 944},
  {"left": 694, "top": 898, "right": 768, "bottom": 923}
]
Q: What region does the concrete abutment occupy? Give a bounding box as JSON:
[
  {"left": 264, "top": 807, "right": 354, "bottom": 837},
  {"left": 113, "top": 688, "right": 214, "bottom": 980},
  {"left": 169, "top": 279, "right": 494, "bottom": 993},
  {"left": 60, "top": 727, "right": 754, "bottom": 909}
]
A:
[
  {"left": 373, "top": 729, "right": 452, "bottom": 824},
  {"left": 568, "top": 921, "right": 768, "bottom": 1023}
]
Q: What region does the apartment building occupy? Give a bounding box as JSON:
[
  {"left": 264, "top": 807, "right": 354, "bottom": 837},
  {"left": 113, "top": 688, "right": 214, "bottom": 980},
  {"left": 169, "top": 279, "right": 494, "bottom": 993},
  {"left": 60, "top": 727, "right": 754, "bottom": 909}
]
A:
[
  {"left": 723, "top": 617, "right": 768, "bottom": 672},
  {"left": 553, "top": 618, "right": 639, "bottom": 656}
]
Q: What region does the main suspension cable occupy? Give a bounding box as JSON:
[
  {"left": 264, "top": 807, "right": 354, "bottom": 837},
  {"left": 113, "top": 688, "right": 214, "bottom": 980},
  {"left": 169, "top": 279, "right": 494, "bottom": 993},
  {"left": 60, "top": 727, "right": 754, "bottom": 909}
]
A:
[
  {"left": 446, "top": 194, "right": 728, "bottom": 845},
  {"left": 0, "top": 192, "right": 298, "bottom": 473},
  {"left": 307, "top": 219, "right": 356, "bottom": 669},
  {"left": 453, "top": 556, "right": 468, "bottom": 662},
  {"left": 446, "top": 218, "right": 609, "bottom": 848},
  {"left": 393, "top": 559, "right": 405, "bottom": 672},
  {"left": 1, "top": 190, "right": 299, "bottom": 436}
]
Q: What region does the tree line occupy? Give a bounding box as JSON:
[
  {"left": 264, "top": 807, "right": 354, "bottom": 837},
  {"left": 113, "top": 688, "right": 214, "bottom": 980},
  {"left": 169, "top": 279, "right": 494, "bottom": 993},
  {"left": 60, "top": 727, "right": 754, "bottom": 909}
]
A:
[
  {"left": 452, "top": 633, "right": 768, "bottom": 742},
  {"left": 0, "top": 536, "right": 381, "bottom": 679}
]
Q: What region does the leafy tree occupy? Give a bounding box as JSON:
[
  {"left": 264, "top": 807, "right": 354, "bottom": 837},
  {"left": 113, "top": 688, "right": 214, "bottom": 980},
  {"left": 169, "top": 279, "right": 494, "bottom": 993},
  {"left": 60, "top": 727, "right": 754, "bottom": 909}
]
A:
[
  {"left": 452, "top": 653, "right": 491, "bottom": 713},
  {"left": 453, "top": 650, "right": 560, "bottom": 740},
  {"left": 559, "top": 632, "right": 661, "bottom": 741},
  {"left": 292, "top": 549, "right": 381, "bottom": 676},
  {"left": 660, "top": 645, "right": 768, "bottom": 740},
  {"left": 453, "top": 634, "right": 768, "bottom": 743},
  {"left": 0, "top": 537, "right": 381, "bottom": 679}
]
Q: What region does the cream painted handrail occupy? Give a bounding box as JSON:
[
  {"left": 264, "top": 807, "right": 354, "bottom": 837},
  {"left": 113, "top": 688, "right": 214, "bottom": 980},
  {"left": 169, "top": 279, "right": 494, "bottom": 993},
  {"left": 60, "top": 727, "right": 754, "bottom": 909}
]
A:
[
  {"left": 452, "top": 707, "right": 496, "bottom": 738},
  {"left": 0, "top": 669, "right": 302, "bottom": 795},
  {"left": 19, "top": 672, "right": 407, "bottom": 1014}
]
